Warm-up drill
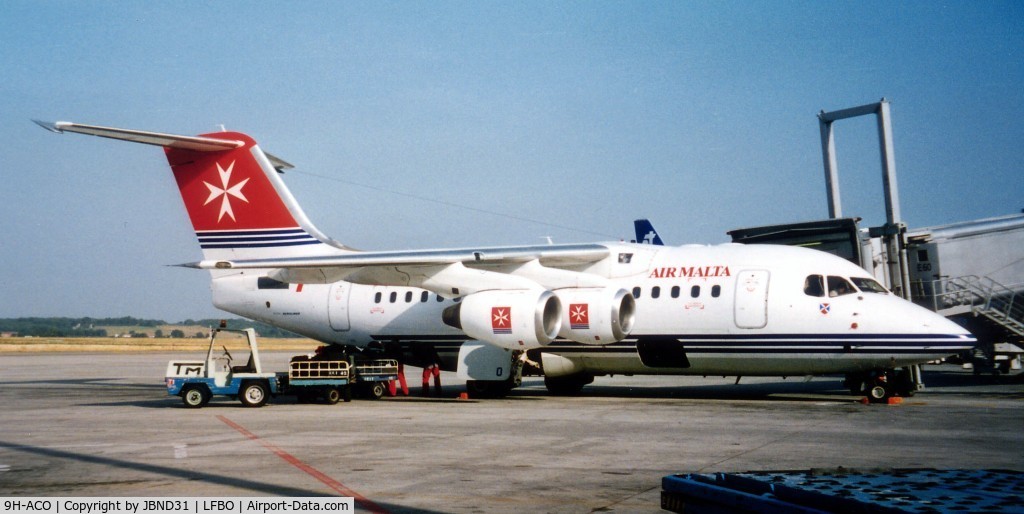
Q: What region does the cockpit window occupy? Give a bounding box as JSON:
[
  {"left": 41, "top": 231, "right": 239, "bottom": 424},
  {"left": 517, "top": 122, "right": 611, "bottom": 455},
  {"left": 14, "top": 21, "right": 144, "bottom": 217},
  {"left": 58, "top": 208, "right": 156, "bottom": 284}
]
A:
[
  {"left": 827, "top": 276, "right": 856, "bottom": 297},
  {"left": 804, "top": 275, "right": 825, "bottom": 297},
  {"left": 851, "top": 277, "right": 888, "bottom": 294}
]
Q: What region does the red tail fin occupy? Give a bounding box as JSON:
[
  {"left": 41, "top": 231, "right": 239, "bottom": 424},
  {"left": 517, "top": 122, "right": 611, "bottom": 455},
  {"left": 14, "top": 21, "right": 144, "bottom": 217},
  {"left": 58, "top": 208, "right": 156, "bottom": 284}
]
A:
[{"left": 166, "top": 132, "right": 300, "bottom": 231}]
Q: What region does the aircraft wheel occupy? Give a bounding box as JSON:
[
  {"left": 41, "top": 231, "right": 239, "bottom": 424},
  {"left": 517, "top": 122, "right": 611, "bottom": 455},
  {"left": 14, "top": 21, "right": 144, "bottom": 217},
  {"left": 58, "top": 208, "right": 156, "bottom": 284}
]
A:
[
  {"left": 239, "top": 381, "right": 269, "bottom": 408},
  {"left": 466, "top": 380, "right": 512, "bottom": 399},
  {"left": 181, "top": 385, "right": 209, "bottom": 408},
  {"left": 324, "top": 387, "right": 341, "bottom": 405},
  {"left": 544, "top": 374, "right": 593, "bottom": 396},
  {"left": 867, "top": 384, "right": 890, "bottom": 402}
]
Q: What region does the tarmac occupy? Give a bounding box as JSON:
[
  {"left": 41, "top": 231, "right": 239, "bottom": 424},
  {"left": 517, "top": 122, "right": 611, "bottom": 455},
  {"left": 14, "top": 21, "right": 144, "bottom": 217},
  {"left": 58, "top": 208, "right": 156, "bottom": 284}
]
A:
[{"left": 0, "top": 352, "right": 1021, "bottom": 513}]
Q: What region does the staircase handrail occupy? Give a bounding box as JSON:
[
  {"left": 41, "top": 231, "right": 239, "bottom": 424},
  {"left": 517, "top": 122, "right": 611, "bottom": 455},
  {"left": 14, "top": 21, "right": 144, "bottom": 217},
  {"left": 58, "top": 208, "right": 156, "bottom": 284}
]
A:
[{"left": 918, "top": 275, "right": 1023, "bottom": 328}]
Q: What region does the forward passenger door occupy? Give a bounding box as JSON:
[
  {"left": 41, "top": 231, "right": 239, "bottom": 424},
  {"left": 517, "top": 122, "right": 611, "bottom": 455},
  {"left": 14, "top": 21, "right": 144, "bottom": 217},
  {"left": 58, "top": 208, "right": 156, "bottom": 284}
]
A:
[{"left": 734, "top": 270, "right": 770, "bottom": 329}]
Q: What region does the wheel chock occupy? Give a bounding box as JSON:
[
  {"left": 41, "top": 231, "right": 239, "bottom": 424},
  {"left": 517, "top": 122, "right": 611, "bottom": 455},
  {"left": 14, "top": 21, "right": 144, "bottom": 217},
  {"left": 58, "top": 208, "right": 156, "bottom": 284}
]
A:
[{"left": 859, "top": 396, "right": 904, "bottom": 405}]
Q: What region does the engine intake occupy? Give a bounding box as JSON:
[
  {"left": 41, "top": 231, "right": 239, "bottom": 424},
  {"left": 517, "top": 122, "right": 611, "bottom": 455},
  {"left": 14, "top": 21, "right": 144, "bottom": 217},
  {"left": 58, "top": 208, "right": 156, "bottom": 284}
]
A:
[
  {"left": 442, "top": 290, "right": 562, "bottom": 350},
  {"left": 554, "top": 287, "right": 636, "bottom": 344}
]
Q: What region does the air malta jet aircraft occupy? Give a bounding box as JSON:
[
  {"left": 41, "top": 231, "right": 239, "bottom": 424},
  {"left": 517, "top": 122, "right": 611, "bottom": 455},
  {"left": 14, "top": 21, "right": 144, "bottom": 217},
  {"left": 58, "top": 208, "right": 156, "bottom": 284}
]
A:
[{"left": 37, "top": 121, "right": 975, "bottom": 400}]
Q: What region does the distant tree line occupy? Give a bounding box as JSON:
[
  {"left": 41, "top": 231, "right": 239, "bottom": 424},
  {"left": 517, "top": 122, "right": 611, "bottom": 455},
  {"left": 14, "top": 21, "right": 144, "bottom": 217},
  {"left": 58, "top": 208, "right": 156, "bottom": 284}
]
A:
[
  {"left": 0, "top": 317, "right": 300, "bottom": 338},
  {"left": 0, "top": 317, "right": 111, "bottom": 337}
]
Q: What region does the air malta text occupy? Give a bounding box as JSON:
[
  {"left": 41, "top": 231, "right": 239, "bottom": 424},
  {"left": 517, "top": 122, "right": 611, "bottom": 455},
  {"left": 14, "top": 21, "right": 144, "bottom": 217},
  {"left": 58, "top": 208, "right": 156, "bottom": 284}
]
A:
[{"left": 648, "top": 265, "right": 732, "bottom": 279}]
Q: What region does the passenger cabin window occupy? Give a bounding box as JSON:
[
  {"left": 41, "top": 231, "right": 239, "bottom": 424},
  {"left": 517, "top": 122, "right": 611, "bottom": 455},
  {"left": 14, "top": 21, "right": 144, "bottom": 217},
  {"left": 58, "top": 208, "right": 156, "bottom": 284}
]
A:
[
  {"left": 632, "top": 287, "right": 641, "bottom": 299},
  {"left": 711, "top": 285, "right": 721, "bottom": 298},
  {"left": 651, "top": 286, "right": 661, "bottom": 299},
  {"left": 374, "top": 292, "right": 382, "bottom": 304},
  {"left": 389, "top": 292, "right": 398, "bottom": 303},
  {"left": 405, "top": 291, "right": 413, "bottom": 303},
  {"left": 690, "top": 286, "right": 700, "bottom": 298},
  {"left": 827, "top": 276, "right": 856, "bottom": 297},
  {"left": 804, "top": 275, "right": 825, "bottom": 297},
  {"left": 851, "top": 277, "right": 888, "bottom": 294},
  {"left": 421, "top": 291, "right": 429, "bottom": 302},
  {"left": 671, "top": 286, "right": 680, "bottom": 298}
]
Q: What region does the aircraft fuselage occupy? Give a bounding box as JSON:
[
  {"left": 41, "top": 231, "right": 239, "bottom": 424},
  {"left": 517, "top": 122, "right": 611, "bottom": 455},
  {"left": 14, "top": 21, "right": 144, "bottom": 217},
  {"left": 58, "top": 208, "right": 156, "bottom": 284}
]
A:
[{"left": 212, "top": 242, "right": 973, "bottom": 378}]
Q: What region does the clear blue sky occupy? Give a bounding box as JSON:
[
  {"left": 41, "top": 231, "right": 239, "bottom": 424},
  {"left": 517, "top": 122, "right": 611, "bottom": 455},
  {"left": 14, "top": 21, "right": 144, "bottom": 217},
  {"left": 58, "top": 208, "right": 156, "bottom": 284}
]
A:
[{"left": 2, "top": 1, "right": 1021, "bottom": 321}]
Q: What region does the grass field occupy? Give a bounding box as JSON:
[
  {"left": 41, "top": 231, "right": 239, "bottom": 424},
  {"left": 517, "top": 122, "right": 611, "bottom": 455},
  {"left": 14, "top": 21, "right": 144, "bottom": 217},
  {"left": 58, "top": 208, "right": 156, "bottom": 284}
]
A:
[{"left": 0, "top": 336, "right": 322, "bottom": 353}]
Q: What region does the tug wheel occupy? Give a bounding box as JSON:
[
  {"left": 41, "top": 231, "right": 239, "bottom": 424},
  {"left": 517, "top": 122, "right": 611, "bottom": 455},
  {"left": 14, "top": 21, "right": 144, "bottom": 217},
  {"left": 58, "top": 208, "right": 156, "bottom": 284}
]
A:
[
  {"left": 239, "top": 381, "right": 268, "bottom": 408},
  {"left": 181, "top": 385, "right": 210, "bottom": 409}
]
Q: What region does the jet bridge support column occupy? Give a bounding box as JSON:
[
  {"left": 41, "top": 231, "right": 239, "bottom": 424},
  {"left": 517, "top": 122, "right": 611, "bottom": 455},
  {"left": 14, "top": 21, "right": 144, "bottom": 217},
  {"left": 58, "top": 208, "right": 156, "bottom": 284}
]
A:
[
  {"left": 818, "top": 98, "right": 911, "bottom": 300},
  {"left": 820, "top": 99, "right": 922, "bottom": 396}
]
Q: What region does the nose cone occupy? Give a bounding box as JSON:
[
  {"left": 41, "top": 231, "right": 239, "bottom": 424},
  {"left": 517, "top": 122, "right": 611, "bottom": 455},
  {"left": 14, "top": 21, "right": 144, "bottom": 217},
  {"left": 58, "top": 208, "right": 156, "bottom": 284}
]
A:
[
  {"left": 912, "top": 299, "right": 975, "bottom": 337},
  {"left": 924, "top": 308, "right": 975, "bottom": 336},
  {"left": 872, "top": 294, "right": 977, "bottom": 350}
]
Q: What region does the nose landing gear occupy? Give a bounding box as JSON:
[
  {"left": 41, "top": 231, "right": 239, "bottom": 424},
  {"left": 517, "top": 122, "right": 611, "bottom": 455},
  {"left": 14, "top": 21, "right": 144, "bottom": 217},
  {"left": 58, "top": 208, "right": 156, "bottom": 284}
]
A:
[{"left": 844, "top": 366, "right": 921, "bottom": 403}]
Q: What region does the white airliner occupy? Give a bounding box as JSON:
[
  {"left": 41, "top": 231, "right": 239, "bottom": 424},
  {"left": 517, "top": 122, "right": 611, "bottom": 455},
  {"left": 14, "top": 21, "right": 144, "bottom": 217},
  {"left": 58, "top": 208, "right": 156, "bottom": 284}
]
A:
[{"left": 37, "top": 121, "right": 975, "bottom": 400}]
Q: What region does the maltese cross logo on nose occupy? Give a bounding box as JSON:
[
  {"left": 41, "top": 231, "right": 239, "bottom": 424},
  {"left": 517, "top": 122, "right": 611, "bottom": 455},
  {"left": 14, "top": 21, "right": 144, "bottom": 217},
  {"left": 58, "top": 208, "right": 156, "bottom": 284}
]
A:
[{"left": 203, "top": 161, "right": 250, "bottom": 222}]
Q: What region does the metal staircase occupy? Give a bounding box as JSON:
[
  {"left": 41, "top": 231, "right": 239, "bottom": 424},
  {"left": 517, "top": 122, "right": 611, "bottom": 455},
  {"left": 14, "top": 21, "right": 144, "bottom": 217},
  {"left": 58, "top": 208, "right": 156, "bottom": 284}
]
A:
[
  {"left": 919, "top": 275, "right": 1024, "bottom": 339},
  {"left": 913, "top": 275, "right": 1024, "bottom": 374}
]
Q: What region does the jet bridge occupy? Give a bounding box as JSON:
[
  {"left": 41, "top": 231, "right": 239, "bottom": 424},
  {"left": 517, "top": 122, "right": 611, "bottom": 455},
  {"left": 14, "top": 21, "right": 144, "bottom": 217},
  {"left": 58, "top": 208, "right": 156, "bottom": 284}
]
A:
[
  {"left": 729, "top": 100, "right": 1023, "bottom": 375},
  {"left": 907, "top": 214, "right": 1024, "bottom": 374}
]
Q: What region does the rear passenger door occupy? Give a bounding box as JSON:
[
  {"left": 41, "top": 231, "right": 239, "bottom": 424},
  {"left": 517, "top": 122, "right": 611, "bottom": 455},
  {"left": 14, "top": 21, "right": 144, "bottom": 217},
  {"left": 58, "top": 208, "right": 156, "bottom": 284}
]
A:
[{"left": 328, "top": 282, "right": 351, "bottom": 331}]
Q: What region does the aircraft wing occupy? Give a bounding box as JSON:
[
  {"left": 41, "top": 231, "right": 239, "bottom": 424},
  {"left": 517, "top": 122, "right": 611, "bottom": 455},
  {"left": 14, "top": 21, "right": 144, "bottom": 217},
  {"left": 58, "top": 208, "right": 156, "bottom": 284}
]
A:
[
  {"left": 189, "top": 243, "right": 609, "bottom": 269},
  {"left": 186, "top": 243, "right": 615, "bottom": 293}
]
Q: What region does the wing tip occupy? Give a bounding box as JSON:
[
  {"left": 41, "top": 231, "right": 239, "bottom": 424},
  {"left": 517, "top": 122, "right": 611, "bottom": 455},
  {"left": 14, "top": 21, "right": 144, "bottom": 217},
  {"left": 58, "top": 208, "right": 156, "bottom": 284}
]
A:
[
  {"left": 32, "top": 119, "right": 67, "bottom": 133},
  {"left": 177, "top": 260, "right": 233, "bottom": 269}
]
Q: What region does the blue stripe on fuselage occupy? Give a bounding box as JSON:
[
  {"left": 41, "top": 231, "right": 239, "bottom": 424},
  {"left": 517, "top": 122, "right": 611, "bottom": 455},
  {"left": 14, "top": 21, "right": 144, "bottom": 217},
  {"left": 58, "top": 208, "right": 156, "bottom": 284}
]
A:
[{"left": 370, "top": 333, "right": 975, "bottom": 354}]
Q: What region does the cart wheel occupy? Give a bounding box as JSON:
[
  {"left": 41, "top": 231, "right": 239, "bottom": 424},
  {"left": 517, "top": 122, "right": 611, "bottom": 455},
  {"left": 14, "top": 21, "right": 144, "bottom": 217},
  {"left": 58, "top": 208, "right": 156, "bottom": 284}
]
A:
[
  {"left": 324, "top": 387, "right": 341, "bottom": 405},
  {"left": 239, "top": 381, "right": 268, "bottom": 407},
  {"left": 181, "top": 385, "right": 210, "bottom": 408},
  {"left": 369, "top": 381, "right": 386, "bottom": 400}
]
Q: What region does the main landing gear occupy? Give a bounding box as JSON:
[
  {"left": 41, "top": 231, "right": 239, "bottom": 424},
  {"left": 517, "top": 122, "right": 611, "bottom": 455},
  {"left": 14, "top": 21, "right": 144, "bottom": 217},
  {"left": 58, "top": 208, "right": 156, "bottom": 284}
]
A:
[
  {"left": 844, "top": 366, "right": 921, "bottom": 403},
  {"left": 543, "top": 373, "right": 594, "bottom": 395}
]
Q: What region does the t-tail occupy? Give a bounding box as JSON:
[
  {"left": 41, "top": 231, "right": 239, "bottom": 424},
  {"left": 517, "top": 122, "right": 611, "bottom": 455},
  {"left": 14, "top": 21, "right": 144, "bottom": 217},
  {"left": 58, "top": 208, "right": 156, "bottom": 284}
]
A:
[{"left": 34, "top": 121, "right": 352, "bottom": 272}]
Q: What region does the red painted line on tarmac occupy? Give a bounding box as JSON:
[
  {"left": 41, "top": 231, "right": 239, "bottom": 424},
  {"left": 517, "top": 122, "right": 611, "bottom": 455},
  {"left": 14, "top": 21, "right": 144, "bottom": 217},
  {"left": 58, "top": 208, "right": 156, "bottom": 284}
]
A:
[{"left": 218, "top": 415, "right": 389, "bottom": 514}]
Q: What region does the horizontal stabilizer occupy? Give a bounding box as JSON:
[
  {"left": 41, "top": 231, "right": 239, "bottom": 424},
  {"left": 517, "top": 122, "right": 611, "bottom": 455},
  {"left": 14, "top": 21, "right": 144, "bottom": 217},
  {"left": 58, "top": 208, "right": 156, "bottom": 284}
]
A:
[{"left": 33, "top": 120, "right": 244, "bottom": 152}]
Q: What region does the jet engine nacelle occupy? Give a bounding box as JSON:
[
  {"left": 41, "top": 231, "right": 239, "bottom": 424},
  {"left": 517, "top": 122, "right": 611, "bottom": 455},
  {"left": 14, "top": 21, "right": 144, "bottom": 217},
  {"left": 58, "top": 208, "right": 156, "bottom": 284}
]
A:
[
  {"left": 554, "top": 287, "right": 636, "bottom": 345},
  {"left": 442, "top": 290, "right": 562, "bottom": 350}
]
